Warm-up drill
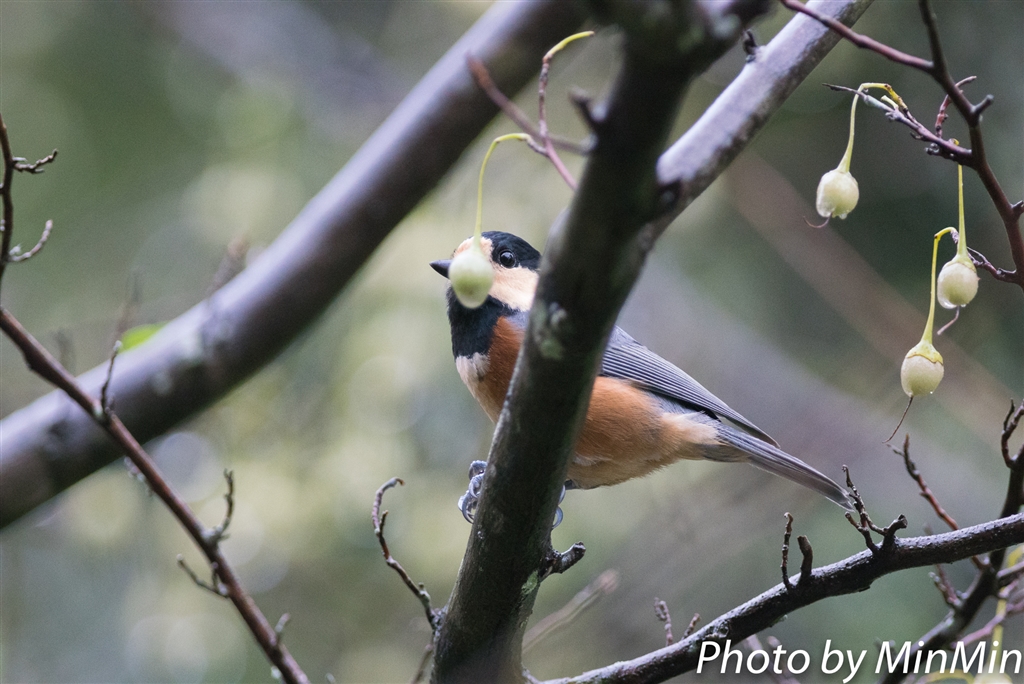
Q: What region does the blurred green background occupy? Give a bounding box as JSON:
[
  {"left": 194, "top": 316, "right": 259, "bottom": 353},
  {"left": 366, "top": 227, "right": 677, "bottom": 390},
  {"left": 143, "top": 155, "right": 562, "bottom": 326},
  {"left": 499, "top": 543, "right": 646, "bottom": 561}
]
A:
[{"left": 0, "top": 1, "right": 1021, "bottom": 682}]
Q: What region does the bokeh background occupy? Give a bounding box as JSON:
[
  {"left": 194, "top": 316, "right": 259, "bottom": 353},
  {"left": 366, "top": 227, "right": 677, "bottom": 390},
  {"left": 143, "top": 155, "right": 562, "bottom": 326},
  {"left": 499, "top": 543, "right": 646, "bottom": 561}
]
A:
[{"left": 0, "top": 2, "right": 1021, "bottom": 682}]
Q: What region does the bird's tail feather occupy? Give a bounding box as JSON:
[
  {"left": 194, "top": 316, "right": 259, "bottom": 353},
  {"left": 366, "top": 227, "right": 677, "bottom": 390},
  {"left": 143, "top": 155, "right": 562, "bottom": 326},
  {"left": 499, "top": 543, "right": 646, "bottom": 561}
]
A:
[{"left": 712, "top": 428, "right": 854, "bottom": 511}]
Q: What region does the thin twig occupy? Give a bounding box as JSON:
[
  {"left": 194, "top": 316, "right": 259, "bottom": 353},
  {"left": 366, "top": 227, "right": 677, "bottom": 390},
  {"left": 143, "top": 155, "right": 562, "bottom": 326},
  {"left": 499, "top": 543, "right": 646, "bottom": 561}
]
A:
[
  {"left": 540, "top": 541, "right": 587, "bottom": 580},
  {"left": 929, "top": 563, "right": 961, "bottom": 609},
  {"left": 538, "top": 36, "right": 586, "bottom": 190},
  {"left": 781, "top": 512, "right": 795, "bottom": 590},
  {"left": 465, "top": 55, "right": 586, "bottom": 156},
  {"left": 997, "top": 558, "right": 1024, "bottom": 588},
  {"left": 0, "top": 307, "right": 310, "bottom": 684},
  {"left": 681, "top": 613, "right": 700, "bottom": 639},
  {"left": 654, "top": 599, "right": 674, "bottom": 646},
  {"left": 205, "top": 470, "right": 235, "bottom": 546},
  {"left": 797, "top": 536, "right": 814, "bottom": 588},
  {"left": 8, "top": 219, "right": 52, "bottom": 263},
  {"left": 1001, "top": 399, "right": 1024, "bottom": 467},
  {"left": 372, "top": 478, "right": 441, "bottom": 633},
  {"left": 409, "top": 642, "right": 434, "bottom": 684},
  {"left": 968, "top": 246, "right": 1015, "bottom": 283},
  {"left": 99, "top": 341, "right": 122, "bottom": 421},
  {"left": 177, "top": 555, "right": 228, "bottom": 598},
  {"left": 824, "top": 84, "right": 969, "bottom": 164},
  {"left": 843, "top": 465, "right": 908, "bottom": 553},
  {"left": 935, "top": 75, "right": 977, "bottom": 136},
  {"left": 12, "top": 149, "right": 58, "bottom": 174},
  {"left": 0, "top": 115, "right": 58, "bottom": 293},
  {"left": 960, "top": 595, "right": 1024, "bottom": 646},
  {"left": 779, "top": 0, "right": 931, "bottom": 71},
  {"left": 893, "top": 435, "right": 961, "bottom": 532},
  {"left": 523, "top": 569, "right": 619, "bottom": 653}
]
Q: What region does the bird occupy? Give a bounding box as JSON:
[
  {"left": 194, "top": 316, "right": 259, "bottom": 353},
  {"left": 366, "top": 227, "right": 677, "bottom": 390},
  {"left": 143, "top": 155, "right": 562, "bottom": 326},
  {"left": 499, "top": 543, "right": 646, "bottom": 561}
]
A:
[{"left": 431, "top": 231, "right": 853, "bottom": 517}]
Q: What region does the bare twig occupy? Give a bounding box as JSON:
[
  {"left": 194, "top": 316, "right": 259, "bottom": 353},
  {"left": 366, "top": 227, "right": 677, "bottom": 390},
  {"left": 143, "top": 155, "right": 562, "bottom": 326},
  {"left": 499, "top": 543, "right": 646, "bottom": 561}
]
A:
[
  {"left": 823, "top": 84, "right": 969, "bottom": 164},
  {"left": 205, "top": 469, "right": 235, "bottom": 546},
  {"left": 781, "top": 512, "right": 795, "bottom": 590},
  {"left": 998, "top": 559, "right": 1024, "bottom": 588},
  {"left": 960, "top": 595, "right": 1024, "bottom": 646},
  {"left": 797, "top": 536, "right": 814, "bottom": 588},
  {"left": 467, "top": 37, "right": 585, "bottom": 191},
  {"left": 372, "top": 478, "right": 441, "bottom": 633},
  {"left": 843, "top": 466, "right": 908, "bottom": 553},
  {"left": 523, "top": 570, "right": 618, "bottom": 653},
  {"left": 99, "top": 341, "right": 122, "bottom": 421},
  {"left": 935, "top": 75, "right": 977, "bottom": 136},
  {"left": 681, "top": 613, "right": 700, "bottom": 640},
  {"left": 0, "top": 115, "right": 57, "bottom": 293},
  {"left": 409, "top": 642, "right": 434, "bottom": 684},
  {"left": 968, "top": 246, "right": 1016, "bottom": 283},
  {"left": 465, "top": 55, "right": 586, "bottom": 156},
  {"left": 744, "top": 635, "right": 801, "bottom": 684},
  {"left": 177, "top": 555, "right": 228, "bottom": 598},
  {"left": 8, "top": 219, "right": 52, "bottom": 263},
  {"left": 779, "top": 0, "right": 931, "bottom": 71},
  {"left": 540, "top": 541, "right": 587, "bottom": 581},
  {"left": 0, "top": 308, "right": 309, "bottom": 684},
  {"left": 893, "top": 436, "right": 962, "bottom": 533},
  {"left": 654, "top": 599, "right": 674, "bottom": 646},
  {"left": 1002, "top": 399, "right": 1024, "bottom": 467},
  {"left": 543, "top": 512, "right": 1024, "bottom": 684},
  {"left": 929, "top": 563, "right": 961, "bottom": 609},
  {"left": 12, "top": 149, "right": 58, "bottom": 173},
  {"left": 537, "top": 35, "right": 590, "bottom": 190}
]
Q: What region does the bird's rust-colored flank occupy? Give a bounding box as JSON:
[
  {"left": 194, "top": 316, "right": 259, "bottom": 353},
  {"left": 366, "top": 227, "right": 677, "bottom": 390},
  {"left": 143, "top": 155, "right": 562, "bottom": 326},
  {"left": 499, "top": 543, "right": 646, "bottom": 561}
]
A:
[{"left": 466, "top": 317, "right": 719, "bottom": 489}]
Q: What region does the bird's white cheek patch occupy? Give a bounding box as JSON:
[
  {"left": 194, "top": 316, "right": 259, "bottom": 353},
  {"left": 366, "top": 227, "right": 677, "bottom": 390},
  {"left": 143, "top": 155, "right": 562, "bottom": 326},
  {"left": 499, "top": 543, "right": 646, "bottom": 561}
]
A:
[{"left": 456, "top": 353, "right": 490, "bottom": 402}]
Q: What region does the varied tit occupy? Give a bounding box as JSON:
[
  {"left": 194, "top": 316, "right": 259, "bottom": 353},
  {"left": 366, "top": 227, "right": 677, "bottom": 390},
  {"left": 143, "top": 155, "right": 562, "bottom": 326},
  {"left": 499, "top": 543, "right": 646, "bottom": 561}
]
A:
[{"left": 431, "top": 231, "right": 853, "bottom": 514}]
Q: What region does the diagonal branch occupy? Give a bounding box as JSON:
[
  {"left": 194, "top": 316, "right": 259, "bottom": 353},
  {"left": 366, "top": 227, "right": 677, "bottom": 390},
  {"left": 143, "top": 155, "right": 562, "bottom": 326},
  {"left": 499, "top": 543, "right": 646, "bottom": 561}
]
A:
[
  {"left": 0, "top": 307, "right": 310, "bottom": 684},
  {"left": 544, "top": 513, "right": 1024, "bottom": 684},
  {"left": 434, "top": 1, "right": 875, "bottom": 681},
  {"left": 372, "top": 478, "right": 441, "bottom": 632},
  {"left": 0, "top": 0, "right": 589, "bottom": 529}
]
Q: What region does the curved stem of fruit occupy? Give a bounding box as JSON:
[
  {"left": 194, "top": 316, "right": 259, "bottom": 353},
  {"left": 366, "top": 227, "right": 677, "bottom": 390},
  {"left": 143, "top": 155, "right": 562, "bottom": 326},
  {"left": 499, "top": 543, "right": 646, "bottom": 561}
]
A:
[
  {"left": 956, "top": 163, "right": 968, "bottom": 259},
  {"left": 926, "top": 227, "right": 955, "bottom": 343},
  {"left": 475, "top": 133, "right": 533, "bottom": 245},
  {"left": 837, "top": 90, "right": 859, "bottom": 173}
]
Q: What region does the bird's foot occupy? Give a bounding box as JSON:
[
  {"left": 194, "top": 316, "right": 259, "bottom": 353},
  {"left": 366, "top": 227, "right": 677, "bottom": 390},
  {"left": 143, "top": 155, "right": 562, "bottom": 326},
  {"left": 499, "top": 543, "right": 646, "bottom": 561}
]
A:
[
  {"left": 457, "top": 461, "right": 487, "bottom": 523},
  {"left": 457, "top": 460, "right": 568, "bottom": 528}
]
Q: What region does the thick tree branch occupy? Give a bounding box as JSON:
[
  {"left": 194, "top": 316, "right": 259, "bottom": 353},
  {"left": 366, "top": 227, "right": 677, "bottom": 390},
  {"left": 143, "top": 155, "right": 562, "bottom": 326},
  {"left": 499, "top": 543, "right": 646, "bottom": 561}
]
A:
[
  {"left": 432, "top": 1, "right": 780, "bottom": 682},
  {"left": 0, "top": 0, "right": 588, "bottom": 529},
  {"left": 433, "top": 1, "right": 874, "bottom": 681},
  {"left": 544, "top": 513, "right": 1024, "bottom": 684}
]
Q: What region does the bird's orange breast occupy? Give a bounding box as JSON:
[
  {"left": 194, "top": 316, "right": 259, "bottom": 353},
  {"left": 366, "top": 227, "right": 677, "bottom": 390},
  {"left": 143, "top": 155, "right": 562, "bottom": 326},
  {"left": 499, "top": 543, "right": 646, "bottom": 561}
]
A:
[{"left": 458, "top": 318, "right": 719, "bottom": 489}]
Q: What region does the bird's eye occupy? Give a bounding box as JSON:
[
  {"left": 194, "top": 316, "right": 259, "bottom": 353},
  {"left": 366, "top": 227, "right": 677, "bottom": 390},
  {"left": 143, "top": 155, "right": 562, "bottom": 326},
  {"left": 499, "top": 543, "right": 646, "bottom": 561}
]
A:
[{"left": 497, "top": 250, "right": 517, "bottom": 268}]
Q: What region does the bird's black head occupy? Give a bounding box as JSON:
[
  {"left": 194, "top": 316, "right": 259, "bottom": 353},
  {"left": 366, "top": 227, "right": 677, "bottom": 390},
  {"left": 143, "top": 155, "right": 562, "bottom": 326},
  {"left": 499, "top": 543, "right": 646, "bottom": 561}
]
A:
[{"left": 430, "top": 231, "right": 541, "bottom": 358}]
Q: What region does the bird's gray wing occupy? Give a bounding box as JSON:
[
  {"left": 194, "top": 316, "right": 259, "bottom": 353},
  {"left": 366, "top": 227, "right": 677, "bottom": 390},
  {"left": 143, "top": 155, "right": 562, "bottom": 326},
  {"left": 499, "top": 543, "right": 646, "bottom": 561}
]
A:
[{"left": 600, "top": 327, "right": 779, "bottom": 446}]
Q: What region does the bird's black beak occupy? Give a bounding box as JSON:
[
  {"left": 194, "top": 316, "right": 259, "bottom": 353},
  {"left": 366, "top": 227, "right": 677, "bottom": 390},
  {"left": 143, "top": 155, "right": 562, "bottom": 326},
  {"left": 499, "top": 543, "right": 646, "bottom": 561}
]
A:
[{"left": 430, "top": 259, "right": 451, "bottom": 278}]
